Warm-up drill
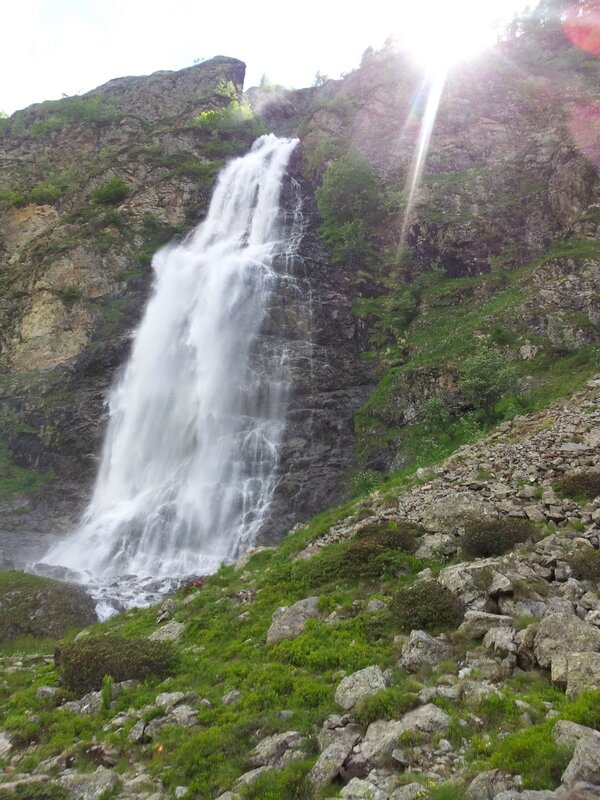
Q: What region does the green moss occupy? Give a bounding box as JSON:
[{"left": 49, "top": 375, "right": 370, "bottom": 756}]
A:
[{"left": 0, "top": 444, "right": 54, "bottom": 498}]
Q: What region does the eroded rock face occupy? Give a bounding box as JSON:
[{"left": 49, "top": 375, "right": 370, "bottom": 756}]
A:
[{"left": 533, "top": 612, "right": 600, "bottom": 669}]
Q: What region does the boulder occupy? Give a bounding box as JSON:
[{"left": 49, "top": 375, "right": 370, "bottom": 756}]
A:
[
  {"left": 60, "top": 766, "right": 119, "bottom": 800},
  {"left": 266, "top": 596, "right": 320, "bottom": 643},
  {"left": 232, "top": 767, "right": 272, "bottom": 790},
  {"left": 148, "top": 620, "right": 185, "bottom": 641},
  {"left": 459, "top": 611, "right": 514, "bottom": 639},
  {"left": 340, "top": 777, "right": 387, "bottom": 800},
  {"left": 334, "top": 666, "right": 387, "bottom": 710},
  {"left": 553, "top": 720, "right": 600, "bottom": 749},
  {"left": 249, "top": 731, "right": 306, "bottom": 769},
  {"left": 565, "top": 652, "right": 600, "bottom": 697},
  {"left": 318, "top": 714, "right": 362, "bottom": 751},
  {"left": 307, "top": 729, "right": 361, "bottom": 789},
  {"left": 0, "top": 730, "right": 12, "bottom": 758},
  {"left": 155, "top": 691, "right": 185, "bottom": 710},
  {"left": 346, "top": 704, "right": 450, "bottom": 776},
  {"left": 398, "top": 630, "right": 452, "bottom": 673},
  {"left": 467, "top": 769, "right": 522, "bottom": 799},
  {"left": 562, "top": 737, "right": 600, "bottom": 787},
  {"left": 533, "top": 613, "right": 600, "bottom": 669}
]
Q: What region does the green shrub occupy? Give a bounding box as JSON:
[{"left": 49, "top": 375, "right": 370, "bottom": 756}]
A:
[
  {"left": 567, "top": 549, "right": 600, "bottom": 580},
  {"left": 30, "top": 181, "right": 61, "bottom": 204},
  {"left": 59, "top": 634, "right": 178, "bottom": 694},
  {"left": 0, "top": 783, "right": 67, "bottom": 800},
  {"left": 461, "top": 517, "right": 535, "bottom": 558},
  {"left": 0, "top": 189, "right": 25, "bottom": 207},
  {"left": 459, "top": 346, "right": 519, "bottom": 417},
  {"left": 315, "top": 149, "right": 379, "bottom": 266},
  {"left": 58, "top": 286, "right": 83, "bottom": 307},
  {"left": 391, "top": 581, "right": 464, "bottom": 632},
  {"left": 417, "top": 396, "right": 452, "bottom": 432},
  {"left": 554, "top": 471, "right": 600, "bottom": 502},
  {"left": 356, "top": 520, "right": 421, "bottom": 554},
  {"left": 489, "top": 721, "right": 572, "bottom": 789},
  {"left": 354, "top": 687, "right": 419, "bottom": 726},
  {"left": 92, "top": 176, "right": 129, "bottom": 205},
  {"left": 351, "top": 469, "right": 383, "bottom": 496}
]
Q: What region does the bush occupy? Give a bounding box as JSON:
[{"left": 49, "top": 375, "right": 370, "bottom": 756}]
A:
[
  {"left": 59, "top": 634, "right": 178, "bottom": 694},
  {"left": 391, "top": 581, "right": 464, "bottom": 632},
  {"left": 356, "top": 520, "right": 421, "bottom": 554},
  {"left": 489, "top": 721, "right": 571, "bottom": 789},
  {"left": 0, "top": 783, "right": 67, "bottom": 800},
  {"left": 30, "top": 181, "right": 61, "bottom": 204},
  {"left": 417, "top": 396, "right": 452, "bottom": 432},
  {"left": 567, "top": 548, "right": 600, "bottom": 580},
  {"left": 354, "top": 687, "right": 419, "bottom": 726},
  {"left": 554, "top": 471, "right": 600, "bottom": 502},
  {"left": 459, "top": 346, "right": 519, "bottom": 417},
  {"left": 316, "top": 149, "right": 379, "bottom": 266},
  {"left": 92, "top": 176, "right": 129, "bottom": 205},
  {"left": 461, "top": 517, "right": 535, "bottom": 558}
]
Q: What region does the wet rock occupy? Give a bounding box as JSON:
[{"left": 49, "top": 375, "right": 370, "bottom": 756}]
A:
[
  {"left": 398, "top": 630, "right": 452, "bottom": 673},
  {"left": 334, "top": 665, "right": 387, "bottom": 710},
  {"left": 266, "top": 596, "right": 320, "bottom": 643}
]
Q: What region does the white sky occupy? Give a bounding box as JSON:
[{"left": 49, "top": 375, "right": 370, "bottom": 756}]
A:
[{"left": 2, "top": 0, "right": 535, "bottom": 115}]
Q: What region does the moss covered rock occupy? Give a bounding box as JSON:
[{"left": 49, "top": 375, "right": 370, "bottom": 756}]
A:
[{"left": 0, "top": 570, "right": 96, "bottom": 641}]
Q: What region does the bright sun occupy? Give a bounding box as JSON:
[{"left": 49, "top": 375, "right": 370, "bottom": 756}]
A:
[{"left": 397, "top": 0, "right": 531, "bottom": 74}]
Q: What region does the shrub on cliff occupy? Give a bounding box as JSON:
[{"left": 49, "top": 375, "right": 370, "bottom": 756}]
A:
[
  {"left": 316, "top": 149, "right": 379, "bottom": 266},
  {"left": 391, "top": 581, "right": 464, "bottom": 632},
  {"left": 92, "top": 176, "right": 129, "bottom": 205},
  {"left": 59, "top": 634, "right": 178, "bottom": 694},
  {"left": 461, "top": 517, "right": 535, "bottom": 558}
]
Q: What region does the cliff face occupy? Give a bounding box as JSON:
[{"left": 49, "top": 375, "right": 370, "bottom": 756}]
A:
[
  {"left": 1, "top": 29, "right": 600, "bottom": 563},
  {"left": 0, "top": 57, "right": 373, "bottom": 563}
]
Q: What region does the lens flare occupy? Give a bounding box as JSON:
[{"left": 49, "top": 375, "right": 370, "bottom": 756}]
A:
[{"left": 563, "top": 1, "right": 600, "bottom": 56}]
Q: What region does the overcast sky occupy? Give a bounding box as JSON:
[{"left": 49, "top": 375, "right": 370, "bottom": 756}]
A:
[{"left": 1, "top": 0, "right": 401, "bottom": 114}]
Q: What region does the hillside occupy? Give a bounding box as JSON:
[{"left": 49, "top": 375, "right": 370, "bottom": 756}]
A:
[{"left": 0, "top": 11, "right": 600, "bottom": 800}]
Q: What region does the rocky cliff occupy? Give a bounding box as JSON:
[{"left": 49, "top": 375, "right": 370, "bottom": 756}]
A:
[{"left": 1, "top": 25, "right": 600, "bottom": 565}]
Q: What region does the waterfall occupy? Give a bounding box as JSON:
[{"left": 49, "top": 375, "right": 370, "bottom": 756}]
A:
[{"left": 42, "top": 134, "right": 300, "bottom": 594}]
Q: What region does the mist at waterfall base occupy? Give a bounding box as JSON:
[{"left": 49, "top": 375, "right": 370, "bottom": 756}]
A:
[{"left": 39, "top": 135, "right": 301, "bottom": 618}]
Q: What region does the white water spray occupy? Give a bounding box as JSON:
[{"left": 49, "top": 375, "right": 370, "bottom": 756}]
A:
[{"left": 43, "top": 135, "right": 300, "bottom": 592}]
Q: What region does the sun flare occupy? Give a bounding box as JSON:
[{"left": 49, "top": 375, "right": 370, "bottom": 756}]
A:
[{"left": 396, "top": 0, "right": 530, "bottom": 74}]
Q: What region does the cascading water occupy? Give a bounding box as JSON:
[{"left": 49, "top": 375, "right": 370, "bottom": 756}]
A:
[{"left": 41, "top": 135, "right": 301, "bottom": 611}]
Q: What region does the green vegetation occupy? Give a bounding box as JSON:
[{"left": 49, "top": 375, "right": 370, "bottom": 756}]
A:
[
  {"left": 461, "top": 517, "right": 536, "bottom": 558},
  {"left": 59, "top": 635, "right": 178, "bottom": 693},
  {"left": 0, "top": 443, "right": 54, "bottom": 498},
  {"left": 30, "top": 95, "right": 119, "bottom": 136},
  {"left": 192, "top": 83, "right": 267, "bottom": 157},
  {"left": 91, "top": 176, "right": 129, "bottom": 205},
  {"left": 0, "top": 571, "right": 89, "bottom": 641},
  {"left": 391, "top": 581, "right": 464, "bottom": 632},
  {"left": 0, "top": 783, "right": 68, "bottom": 800},
  {"left": 459, "top": 347, "right": 519, "bottom": 418},
  {"left": 567, "top": 548, "right": 600, "bottom": 580},
  {"left": 554, "top": 471, "right": 600, "bottom": 502},
  {"left": 316, "top": 149, "right": 379, "bottom": 265}
]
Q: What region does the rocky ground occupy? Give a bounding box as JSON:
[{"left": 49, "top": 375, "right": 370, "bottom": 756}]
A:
[{"left": 0, "top": 376, "right": 599, "bottom": 799}]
